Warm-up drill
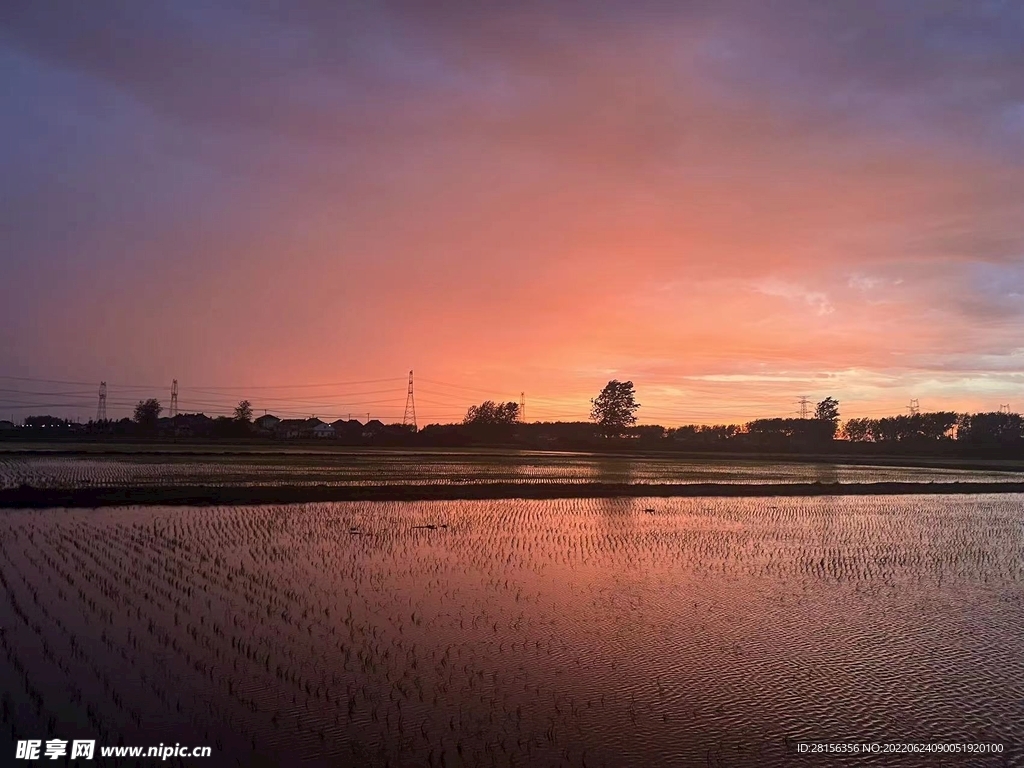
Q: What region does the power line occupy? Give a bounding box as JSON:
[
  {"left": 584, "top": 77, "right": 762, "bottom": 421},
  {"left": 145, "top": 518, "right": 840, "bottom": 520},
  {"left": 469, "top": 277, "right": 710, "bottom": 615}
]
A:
[
  {"left": 0, "top": 387, "right": 96, "bottom": 397},
  {"left": 175, "top": 396, "right": 406, "bottom": 412},
  {"left": 4, "top": 372, "right": 996, "bottom": 427},
  {"left": 0, "top": 375, "right": 408, "bottom": 391},
  {"left": 414, "top": 387, "right": 479, "bottom": 401},
  {"left": 0, "top": 375, "right": 103, "bottom": 387},
  {"left": 185, "top": 377, "right": 407, "bottom": 391},
  {"left": 0, "top": 402, "right": 103, "bottom": 410},
  {"left": 414, "top": 397, "right": 473, "bottom": 408},
  {"left": 162, "top": 388, "right": 406, "bottom": 407},
  {"left": 0, "top": 376, "right": 171, "bottom": 390},
  {"left": 417, "top": 378, "right": 519, "bottom": 397}
]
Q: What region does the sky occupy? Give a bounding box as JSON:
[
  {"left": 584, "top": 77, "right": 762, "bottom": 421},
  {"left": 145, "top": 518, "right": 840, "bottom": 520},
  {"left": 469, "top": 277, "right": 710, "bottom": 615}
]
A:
[{"left": 2, "top": 1, "right": 1023, "bottom": 425}]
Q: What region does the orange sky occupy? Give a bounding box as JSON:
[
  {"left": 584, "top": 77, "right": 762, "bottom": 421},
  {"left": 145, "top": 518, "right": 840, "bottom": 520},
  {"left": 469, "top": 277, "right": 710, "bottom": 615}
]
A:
[{"left": 1, "top": 2, "right": 1023, "bottom": 424}]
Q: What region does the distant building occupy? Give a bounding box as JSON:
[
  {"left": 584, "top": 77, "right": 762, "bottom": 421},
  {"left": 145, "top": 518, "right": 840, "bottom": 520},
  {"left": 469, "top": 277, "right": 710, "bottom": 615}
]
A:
[
  {"left": 170, "top": 413, "right": 213, "bottom": 438},
  {"left": 312, "top": 423, "right": 335, "bottom": 439},
  {"left": 276, "top": 417, "right": 326, "bottom": 439},
  {"left": 331, "top": 419, "right": 363, "bottom": 439},
  {"left": 0, "top": 420, "right": 14, "bottom": 431},
  {"left": 254, "top": 414, "right": 281, "bottom": 434},
  {"left": 361, "top": 419, "right": 385, "bottom": 438},
  {"left": 276, "top": 419, "right": 307, "bottom": 439}
]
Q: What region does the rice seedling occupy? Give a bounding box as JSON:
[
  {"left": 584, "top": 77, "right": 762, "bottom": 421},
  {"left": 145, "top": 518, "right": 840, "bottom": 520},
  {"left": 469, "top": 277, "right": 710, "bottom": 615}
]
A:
[{"left": 0, "top": 495, "right": 1022, "bottom": 765}]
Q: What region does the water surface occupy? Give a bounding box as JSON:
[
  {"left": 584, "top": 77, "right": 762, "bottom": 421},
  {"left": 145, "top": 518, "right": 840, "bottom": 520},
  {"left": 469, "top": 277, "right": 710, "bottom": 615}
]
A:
[
  {"left": 1, "top": 496, "right": 1021, "bottom": 766},
  {"left": 2, "top": 452, "right": 1022, "bottom": 489}
]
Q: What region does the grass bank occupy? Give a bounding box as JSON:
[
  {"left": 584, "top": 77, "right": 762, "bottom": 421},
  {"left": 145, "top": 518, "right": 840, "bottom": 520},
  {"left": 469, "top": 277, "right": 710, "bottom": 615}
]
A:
[{"left": 1, "top": 440, "right": 1023, "bottom": 473}]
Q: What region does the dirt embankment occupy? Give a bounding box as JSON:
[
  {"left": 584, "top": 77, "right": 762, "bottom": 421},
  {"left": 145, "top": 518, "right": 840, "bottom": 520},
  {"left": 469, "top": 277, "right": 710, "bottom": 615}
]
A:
[{"left": 2, "top": 481, "right": 1023, "bottom": 508}]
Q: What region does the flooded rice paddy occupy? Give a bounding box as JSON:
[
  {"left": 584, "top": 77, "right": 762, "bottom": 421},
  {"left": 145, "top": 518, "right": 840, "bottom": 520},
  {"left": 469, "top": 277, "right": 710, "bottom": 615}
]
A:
[
  {"left": 2, "top": 496, "right": 1023, "bottom": 766},
  {"left": 2, "top": 452, "right": 1022, "bottom": 489}
]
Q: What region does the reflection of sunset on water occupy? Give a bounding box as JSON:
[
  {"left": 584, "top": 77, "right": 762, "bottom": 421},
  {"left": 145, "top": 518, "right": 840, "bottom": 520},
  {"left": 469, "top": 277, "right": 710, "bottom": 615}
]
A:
[{"left": 1, "top": 497, "right": 1019, "bottom": 765}]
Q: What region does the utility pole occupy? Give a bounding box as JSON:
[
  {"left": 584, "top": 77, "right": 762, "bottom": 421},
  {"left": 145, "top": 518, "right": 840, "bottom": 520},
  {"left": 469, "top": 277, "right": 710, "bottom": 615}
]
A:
[
  {"left": 170, "top": 379, "right": 179, "bottom": 417},
  {"left": 96, "top": 382, "right": 107, "bottom": 422},
  {"left": 906, "top": 399, "right": 920, "bottom": 416},
  {"left": 797, "top": 396, "right": 811, "bottom": 419},
  {"left": 403, "top": 370, "right": 417, "bottom": 431}
]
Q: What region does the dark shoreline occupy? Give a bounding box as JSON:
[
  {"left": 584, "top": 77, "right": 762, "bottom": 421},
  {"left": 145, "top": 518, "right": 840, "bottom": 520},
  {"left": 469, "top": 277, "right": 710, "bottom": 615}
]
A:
[
  {"left": 3, "top": 481, "right": 1024, "bottom": 508},
  {"left": 2, "top": 441, "right": 1024, "bottom": 474}
]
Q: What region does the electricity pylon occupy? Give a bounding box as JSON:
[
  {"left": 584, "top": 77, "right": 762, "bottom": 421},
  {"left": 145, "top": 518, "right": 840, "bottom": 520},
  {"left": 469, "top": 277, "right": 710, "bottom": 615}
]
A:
[
  {"left": 96, "top": 382, "right": 107, "bottom": 422},
  {"left": 403, "top": 370, "right": 417, "bottom": 431},
  {"left": 797, "top": 396, "right": 811, "bottom": 419}
]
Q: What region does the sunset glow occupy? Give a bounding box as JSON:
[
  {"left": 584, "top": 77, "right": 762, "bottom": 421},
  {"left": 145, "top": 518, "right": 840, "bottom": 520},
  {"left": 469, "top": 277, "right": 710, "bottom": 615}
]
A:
[{"left": 2, "top": 2, "right": 1022, "bottom": 424}]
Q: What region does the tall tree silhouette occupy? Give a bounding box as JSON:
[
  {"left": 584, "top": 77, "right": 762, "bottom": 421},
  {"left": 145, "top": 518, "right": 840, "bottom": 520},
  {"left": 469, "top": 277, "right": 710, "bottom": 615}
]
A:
[
  {"left": 234, "top": 400, "right": 253, "bottom": 423},
  {"left": 464, "top": 401, "right": 519, "bottom": 425},
  {"left": 590, "top": 380, "right": 639, "bottom": 437},
  {"left": 133, "top": 399, "right": 162, "bottom": 433},
  {"left": 814, "top": 397, "right": 840, "bottom": 439}
]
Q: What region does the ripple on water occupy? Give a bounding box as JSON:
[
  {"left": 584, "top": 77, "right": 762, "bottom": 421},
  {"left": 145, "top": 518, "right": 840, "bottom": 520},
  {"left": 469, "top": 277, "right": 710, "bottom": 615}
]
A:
[{"left": 0, "top": 495, "right": 1021, "bottom": 766}]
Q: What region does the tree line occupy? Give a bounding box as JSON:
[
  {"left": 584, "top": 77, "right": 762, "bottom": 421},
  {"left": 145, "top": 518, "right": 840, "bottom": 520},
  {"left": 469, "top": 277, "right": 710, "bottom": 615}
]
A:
[
  {"left": 7, "top": 382, "right": 1023, "bottom": 455},
  {"left": 454, "top": 382, "right": 1022, "bottom": 452}
]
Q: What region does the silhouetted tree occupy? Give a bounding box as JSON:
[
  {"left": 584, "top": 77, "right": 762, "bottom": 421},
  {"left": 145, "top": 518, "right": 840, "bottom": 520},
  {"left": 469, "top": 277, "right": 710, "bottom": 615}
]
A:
[
  {"left": 814, "top": 397, "right": 840, "bottom": 423},
  {"left": 958, "top": 411, "right": 1023, "bottom": 446},
  {"left": 848, "top": 412, "right": 960, "bottom": 443},
  {"left": 745, "top": 417, "right": 834, "bottom": 446},
  {"left": 133, "top": 399, "right": 162, "bottom": 432},
  {"left": 875, "top": 416, "right": 907, "bottom": 442},
  {"left": 813, "top": 397, "right": 840, "bottom": 439},
  {"left": 591, "top": 380, "right": 639, "bottom": 437},
  {"left": 670, "top": 424, "right": 740, "bottom": 445},
  {"left": 628, "top": 425, "right": 666, "bottom": 445},
  {"left": 920, "top": 411, "right": 959, "bottom": 440},
  {"left": 234, "top": 400, "right": 253, "bottom": 423},
  {"left": 841, "top": 417, "right": 872, "bottom": 442},
  {"left": 464, "top": 401, "right": 520, "bottom": 425},
  {"left": 109, "top": 417, "right": 134, "bottom": 436}
]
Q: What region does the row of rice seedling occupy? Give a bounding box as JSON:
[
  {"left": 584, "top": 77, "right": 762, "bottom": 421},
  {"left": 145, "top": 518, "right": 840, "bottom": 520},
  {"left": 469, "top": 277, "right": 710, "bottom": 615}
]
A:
[{"left": 2, "top": 495, "right": 1023, "bottom": 765}]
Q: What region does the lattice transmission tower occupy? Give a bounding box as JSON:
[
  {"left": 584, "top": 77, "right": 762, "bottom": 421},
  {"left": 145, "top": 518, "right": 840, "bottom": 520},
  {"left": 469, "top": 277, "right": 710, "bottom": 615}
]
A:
[
  {"left": 403, "top": 370, "right": 417, "bottom": 430},
  {"left": 170, "top": 379, "right": 179, "bottom": 417},
  {"left": 907, "top": 399, "right": 920, "bottom": 416},
  {"left": 96, "top": 382, "right": 107, "bottom": 422},
  {"left": 797, "top": 396, "right": 811, "bottom": 419},
  {"left": 520, "top": 392, "right": 526, "bottom": 424}
]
